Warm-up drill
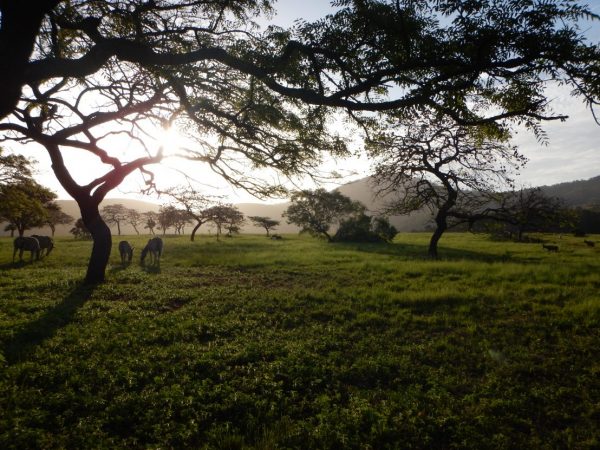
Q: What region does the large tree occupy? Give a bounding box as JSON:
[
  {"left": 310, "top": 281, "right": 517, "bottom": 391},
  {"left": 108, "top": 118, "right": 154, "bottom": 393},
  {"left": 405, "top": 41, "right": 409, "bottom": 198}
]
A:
[
  {"left": 0, "top": 1, "right": 598, "bottom": 282},
  {"left": 368, "top": 112, "right": 524, "bottom": 258},
  {"left": 284, "top": 189, "right": 365, "bottom": 241}
]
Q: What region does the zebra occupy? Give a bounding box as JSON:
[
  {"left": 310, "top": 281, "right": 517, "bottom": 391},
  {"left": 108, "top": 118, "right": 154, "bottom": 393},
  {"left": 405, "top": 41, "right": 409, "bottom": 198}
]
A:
[
  {"left": 32, "top": 235, "right": 54, "bottom": 257},
  {"left": 141, "top": 237, "right": 163, "bottom": 265},
  {"left": 13, "top": 236, "right": 41, "bottom": 262},
  {"left": 118, "top": 240, "right": 134, "bottom": 264}
]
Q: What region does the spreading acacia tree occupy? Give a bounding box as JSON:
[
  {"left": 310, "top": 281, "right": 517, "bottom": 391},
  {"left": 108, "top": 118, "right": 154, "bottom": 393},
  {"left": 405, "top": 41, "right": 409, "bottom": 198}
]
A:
[
  {"left": 165, "top": 187, "right": 218, "bottom": 241},
  {"left": 368, "top": 111, "right": 525, "bottom": 258},
  {"left": 248, "top": 216, "right": 280, "bottom": 237},
  {"left": 45, "top": 204, "right": 74, "bottom": 236},
  {"left": 0, "top": 1, "right": 598, "bottom": 282},
  {"left": 101, "top": 204, "right": 129, "bottom": 236}
]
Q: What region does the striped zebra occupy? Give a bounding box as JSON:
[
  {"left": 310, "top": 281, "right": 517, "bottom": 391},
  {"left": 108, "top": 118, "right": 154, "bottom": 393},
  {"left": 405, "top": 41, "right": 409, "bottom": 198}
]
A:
[
  {"left": 32, "top": 235, "right": 54, "bottom": 257},
  {"left": 13, "top": 236, "right": 41, "bottom": 262},
  {"left": 141, "top": 237, "right": 163, "bottom": 265},
  {"left": 118, "top": 241, "right": 134, "bottom": 263}
]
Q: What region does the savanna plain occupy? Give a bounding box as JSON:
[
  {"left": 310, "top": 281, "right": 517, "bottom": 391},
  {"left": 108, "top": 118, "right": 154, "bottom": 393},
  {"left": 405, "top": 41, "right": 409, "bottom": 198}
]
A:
[{"left": 0, "top": 233, "right": 599, "bottom": 449}]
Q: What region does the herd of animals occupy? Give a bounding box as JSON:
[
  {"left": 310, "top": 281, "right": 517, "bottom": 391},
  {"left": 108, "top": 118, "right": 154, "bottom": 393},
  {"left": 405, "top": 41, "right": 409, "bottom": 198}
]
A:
[
  {"left": 12, "top": 236, "right": 164, "bottom": 265},
  {"left": 9, "top": 235, "right": 596, "bottom": 263}
]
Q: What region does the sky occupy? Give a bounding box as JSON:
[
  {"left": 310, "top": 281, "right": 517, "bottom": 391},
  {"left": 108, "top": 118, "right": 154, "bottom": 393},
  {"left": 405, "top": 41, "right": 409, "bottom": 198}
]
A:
[{"left": 6, "top": 0, "right": 600, "bottom": 203}]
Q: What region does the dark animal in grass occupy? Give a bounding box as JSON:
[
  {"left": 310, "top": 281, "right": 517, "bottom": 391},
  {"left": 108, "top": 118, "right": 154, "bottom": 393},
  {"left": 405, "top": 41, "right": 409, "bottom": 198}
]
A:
[
  {"left": 584, "top": 240, "right": 595, "bottom": 248},
  {"left": 13, "top": 236, "right": 40, "bottom": 262},
  {"left": 118, "top": 240, "right": 134, "bottom": 263},
  {"left": 141, "top": 237, "right": 163, "bottom": 265},
  {"left": 542, "top": 244, "right": 559, "bottom": 252},
  {"left": 270, "top": 234, "right": 283, "bottom": 240},
  {"left": 32, "top": 234, "right": 54, "bottom": 257}
]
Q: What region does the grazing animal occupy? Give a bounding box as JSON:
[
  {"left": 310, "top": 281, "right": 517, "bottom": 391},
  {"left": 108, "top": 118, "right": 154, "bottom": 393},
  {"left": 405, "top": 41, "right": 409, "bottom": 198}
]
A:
[
  {"left": 270, "top": 234, "right": 283, "bottom": 240},
  {"left": 13, "top": 236, "right": 41, "bottom": 262},
  {"left": 118, "top": 240, "right": 134, "bottom": 263},
  {"left": 32, "top": 234, "right": 54, "bottom": 257},
  {"left": 141, "top": 237, "right": 163, "bottom": 265},
  {"left": 584, "top": 240, "right": 595, "bottom": 248},
  {"left": 542, "top": 244, "right": 559, "bottom": 252}
]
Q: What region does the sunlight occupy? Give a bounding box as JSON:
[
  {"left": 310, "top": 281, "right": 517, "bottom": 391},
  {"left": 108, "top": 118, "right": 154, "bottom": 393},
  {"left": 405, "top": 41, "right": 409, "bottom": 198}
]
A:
[{"left": 157, "top": 126, "right": 184, "bottom": 157}]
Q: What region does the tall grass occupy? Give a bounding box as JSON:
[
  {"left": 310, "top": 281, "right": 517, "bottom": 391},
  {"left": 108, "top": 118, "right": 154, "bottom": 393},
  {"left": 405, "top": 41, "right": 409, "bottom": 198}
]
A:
[{"left": 0, "top": 233, "right": 598, "bottom": 448}]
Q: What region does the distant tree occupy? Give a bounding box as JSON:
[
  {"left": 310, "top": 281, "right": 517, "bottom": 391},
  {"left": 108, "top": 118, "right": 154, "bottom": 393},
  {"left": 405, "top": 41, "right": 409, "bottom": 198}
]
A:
[
  {"left": 574, "top": 206, "right": 600, "bottom": 234},
  {"left": 284, "top": 189, "right": 365, "bottom": 242},
  {"left": 225, "top": 209, "right": 245, "bottom": 237},
  {"left": 0, "top": 180, "right": 57, "bottom": 237},
  {"left": 165, "top": 188, "right": 217, "bottom": 241},
  {"left": 125, "top": 208, "right": 142, "bottom": 235},
  {"left": 101, "top": 204, "right": 128, "bottom": 236},
  {"left": 204, "top": 204, "right": 244, "bottom": 240},
  {"left": 45, "top": 204, "right": 74, "bottom": 237},
  {"left": 143, "top": 211, "right": 158, "bottom": 236},
  {"left": 70, "top": 218, "right": 92, "bottom": 240},
  {"left": 4, "top": 223, "right": 16, "bottom": 237},
  {"left": 157, "top": 205, "right": 179, "bottom": 236},
  {"left": 368, "top": 112, "right": 523, "bottom": 258},
  {"left": 495, "top": 188, "right": 573, "bottom": 240},
  {"left": 249, "top": 216, "right": 280, "bottom": 237},
  {"left": 172, "top": 208, "right": 192, "bottom": 235}
]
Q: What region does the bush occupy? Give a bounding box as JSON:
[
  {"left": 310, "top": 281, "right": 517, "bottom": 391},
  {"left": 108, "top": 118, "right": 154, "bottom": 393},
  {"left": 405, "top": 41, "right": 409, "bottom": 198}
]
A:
[{"left": 333, "top": 215, "right": 397, "bottom": 243}]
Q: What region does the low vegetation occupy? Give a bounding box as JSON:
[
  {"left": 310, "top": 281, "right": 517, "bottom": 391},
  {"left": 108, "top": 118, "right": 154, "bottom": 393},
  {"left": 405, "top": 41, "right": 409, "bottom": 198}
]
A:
[{"left": 0, "top": 233, "right": 599, "bottom": 448}]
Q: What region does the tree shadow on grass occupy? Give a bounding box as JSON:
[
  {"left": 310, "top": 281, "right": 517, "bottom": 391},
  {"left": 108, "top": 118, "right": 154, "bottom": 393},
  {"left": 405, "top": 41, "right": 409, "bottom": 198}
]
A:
[
  {"left": 333, "top": 240, "right": 519, "bottom": 264},
  {"left": 141, "top": 262, "right": 161, "bottom": 274},
  {"left": 109, "top": 262, "right": 131, "bottom": 274},
  {"left": 2, "top": 283, "right": 95, "bottom": 365}
]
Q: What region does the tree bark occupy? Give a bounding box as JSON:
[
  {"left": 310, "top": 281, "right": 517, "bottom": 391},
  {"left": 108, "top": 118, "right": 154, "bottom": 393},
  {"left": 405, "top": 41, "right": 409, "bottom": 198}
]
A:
[
  {"left": 428, "top": 212, "right": 448, "bottom": 259},
  {"left": 80, "top": 202, "right": 111, "bottom": 284},
  {"left": 190, "top": 222, "right": 203, "bottom": 241}
]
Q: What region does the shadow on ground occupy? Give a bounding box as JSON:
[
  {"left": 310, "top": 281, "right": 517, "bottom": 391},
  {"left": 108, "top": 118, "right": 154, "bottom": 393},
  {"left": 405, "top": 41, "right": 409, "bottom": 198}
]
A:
[
  {"left": 334, "top": 240, "right": 522, "bottom": 263},
  {"left": 2, "top": 284, "right": 96, "bottom": 364}
]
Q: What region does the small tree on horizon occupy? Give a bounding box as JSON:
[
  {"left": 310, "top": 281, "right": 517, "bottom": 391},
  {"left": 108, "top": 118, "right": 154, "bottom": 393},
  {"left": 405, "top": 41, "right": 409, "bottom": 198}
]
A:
[
  {"left": 45, "top": 205, "right": 74, "bottom": 237},
  {"left": 143, "top": 211, "right": 158, "bottom": 235},
  {"left": 248, "top": 216, "right": 280, "bottom": 237},
  {"left": 101, "top": 204, "right": 128, "bottom": 236}
]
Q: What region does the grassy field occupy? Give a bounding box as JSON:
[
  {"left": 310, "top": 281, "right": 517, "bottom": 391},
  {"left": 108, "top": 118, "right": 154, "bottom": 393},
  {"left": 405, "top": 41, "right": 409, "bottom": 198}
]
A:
[{"left": 0, "top": 232, "right": 599, "bottom": 449}]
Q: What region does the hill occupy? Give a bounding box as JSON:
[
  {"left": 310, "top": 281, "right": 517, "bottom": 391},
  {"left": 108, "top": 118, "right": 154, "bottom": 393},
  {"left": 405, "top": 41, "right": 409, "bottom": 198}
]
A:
[{"left": 540, "top": 175, "right": 600, "bottom": 207}]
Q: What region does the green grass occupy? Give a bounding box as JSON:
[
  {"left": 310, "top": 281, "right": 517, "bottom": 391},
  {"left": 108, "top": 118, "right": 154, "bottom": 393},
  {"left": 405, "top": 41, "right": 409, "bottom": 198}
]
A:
[{"left": 0, "top": 232, "right": 599, "bottom": 449}]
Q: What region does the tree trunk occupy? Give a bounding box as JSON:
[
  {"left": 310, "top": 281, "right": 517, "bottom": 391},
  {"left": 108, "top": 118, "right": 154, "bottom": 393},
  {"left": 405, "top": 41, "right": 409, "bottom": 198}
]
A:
[
  {"left": 116, "top": 221, "right": 121, "bottom": 235},
  {"left": 428, "top": 212, "right": 448, "bottom": 259},
  {"left": 80, "top": 203, "right": 111, "bottom": 284},
  {"left": 50, "top": 224, "right": 56, "bottom": 237},
  {"left": 190, "top": 222, "right": 202, "bottom": 241},
  {"left": 132, "top": 225, "right": 140, "bottom": 235},
  {"left": 266, "top": 227, "right": 270, "bottom": 237}
]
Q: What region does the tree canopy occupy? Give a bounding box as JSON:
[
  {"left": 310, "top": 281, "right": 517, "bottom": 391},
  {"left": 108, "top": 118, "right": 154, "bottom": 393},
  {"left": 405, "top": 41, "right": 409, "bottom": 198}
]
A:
[
  {"left": 284, "top": 188, "right": 365, "bottom": 241},
  {"left": 368, "top": 111, "right": 524, "bottom": 257}
]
